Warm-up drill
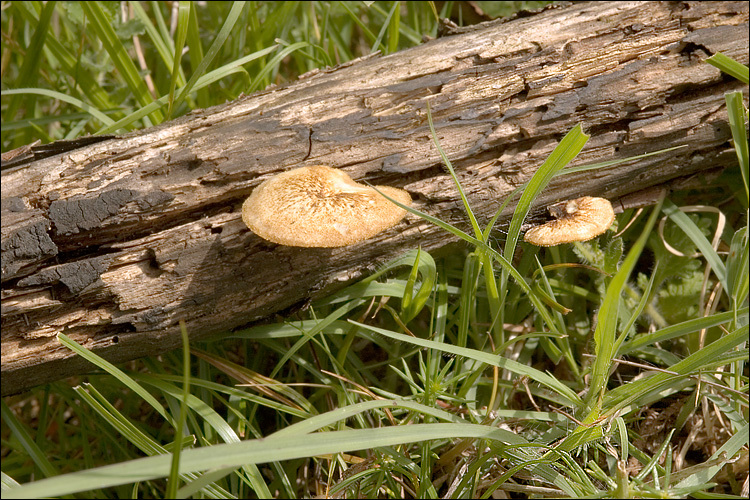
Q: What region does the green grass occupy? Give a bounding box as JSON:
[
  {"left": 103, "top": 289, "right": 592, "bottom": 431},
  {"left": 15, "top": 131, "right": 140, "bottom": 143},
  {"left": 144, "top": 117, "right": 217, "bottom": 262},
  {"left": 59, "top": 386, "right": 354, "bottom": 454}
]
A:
[{"left": 2, "top": 2, "right": 748, "bottom": 498}]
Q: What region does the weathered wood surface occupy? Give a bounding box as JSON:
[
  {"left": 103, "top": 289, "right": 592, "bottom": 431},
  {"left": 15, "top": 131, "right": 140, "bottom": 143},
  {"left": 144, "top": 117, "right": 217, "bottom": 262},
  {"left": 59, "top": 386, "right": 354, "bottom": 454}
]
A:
[{"left": 2, "top": 1, "right": 748, "bottom": 396}]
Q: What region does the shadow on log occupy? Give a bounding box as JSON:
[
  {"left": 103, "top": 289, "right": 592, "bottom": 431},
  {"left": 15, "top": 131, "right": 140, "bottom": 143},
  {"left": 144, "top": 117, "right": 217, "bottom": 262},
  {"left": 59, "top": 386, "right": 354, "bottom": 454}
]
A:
[{"left": 2, "top": 1, "right": 748, "bottom": 395}]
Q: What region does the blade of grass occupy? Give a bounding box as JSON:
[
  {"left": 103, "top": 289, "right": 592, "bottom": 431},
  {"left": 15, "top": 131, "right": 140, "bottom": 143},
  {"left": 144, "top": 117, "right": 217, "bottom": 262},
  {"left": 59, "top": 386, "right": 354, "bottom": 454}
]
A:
[
  {"left": 425, "top": 102, "right": 483, "bottom": 239},
  {"left": 6, "top": 422, "right": 554, "bottom": 498},
  {"left": 587, "top": 193, "right": 665, "bottom": 407},
  {"left": 4, "top": 1, "right": 56, "bottom": 136},
  {"left": 1, "top": 400, "right": 59, "bottom": 479},
  {"left": 351, "top": 320, "right": 581, "bottom": 406},
  {"left": 10, "top": 2, "right": 119, "bottom": 123},
  {"left": 706, "top": 52, "right": 749, "bottom": 84},
  {"left": 2, "top": 89, "right": 116, "bottom": 126},
  {"left": 621, "top": 307, "right": 747, "bottom": 355},
  {"left": 185, "top": 2, "right": 208, "bottom": 108},
  {"left": 97, "top": 44, "right": 278, "bottom": 134},
  {"left": 400, "top": 247, "right": 437, "bottom": 323},
  {"left": 371, "top": 187, "right": 566, "bottom": 336},
  {"left": 166, "top": 1, "right": 191, "bottom": 119},
  {"left": 605, "top": 325, "right": 749, "bottom": 413},
  {"left": 129, "top": 1, "right": 187, "bottom": 87},
  {"left": 612, "top": 262, "right": 659, "bottom": 358},
  {"left": 80, "top": 2, "right": 163, "bottom": 124},
  {"left": 247, "top": 41, "right": 310, "bottom": 93},
  {"left": 339, "top": 2, "right": 382, "bottom": 53},
  {"left": 426, "top": 101, "right": 512, "bottom": 351},
  {"left": 57, "top": 333, "right": 175, "bottom": 426},
  {"left": 661, "top": 200, "right": 727, "bottom": 291},
  {"left": 173, "top": 1, "right": 247, "bottom": 114},
  {"left": 674, "top": 423, "right": 749, "bottom": 489},
  {"left": 165, "top": 320, "right": 191, "bottom": 497},
  {"left": 504, "top": 124, "right": 589, "bottom": 259},
  {"left": 725, "top": 91, "right": 749, "bottom": 205},
  {"left": 727, "top": 227, "right": 749, "bottom": 311}
]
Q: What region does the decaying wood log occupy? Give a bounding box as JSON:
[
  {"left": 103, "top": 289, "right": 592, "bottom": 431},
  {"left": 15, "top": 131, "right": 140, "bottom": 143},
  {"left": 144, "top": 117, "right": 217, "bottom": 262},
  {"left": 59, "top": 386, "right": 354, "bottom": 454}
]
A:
[{"left": 2, "top": 1, "right": 748, "bottom": 396}]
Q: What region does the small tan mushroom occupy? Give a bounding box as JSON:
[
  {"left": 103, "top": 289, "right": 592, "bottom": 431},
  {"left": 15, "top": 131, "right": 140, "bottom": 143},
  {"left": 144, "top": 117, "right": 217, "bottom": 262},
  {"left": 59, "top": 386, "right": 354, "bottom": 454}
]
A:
[
  {"left": 241, "top": 165, "right": 412, "bottom": 247},
  {"left": 524, "top": 196, "right": 615, "bottom": 247}
]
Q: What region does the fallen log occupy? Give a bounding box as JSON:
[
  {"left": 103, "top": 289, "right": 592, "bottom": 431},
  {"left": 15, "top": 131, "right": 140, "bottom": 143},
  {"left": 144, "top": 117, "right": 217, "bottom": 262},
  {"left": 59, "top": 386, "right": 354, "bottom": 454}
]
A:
[{"left": 2, "top": 1, "right": 747, "bottom": 395}]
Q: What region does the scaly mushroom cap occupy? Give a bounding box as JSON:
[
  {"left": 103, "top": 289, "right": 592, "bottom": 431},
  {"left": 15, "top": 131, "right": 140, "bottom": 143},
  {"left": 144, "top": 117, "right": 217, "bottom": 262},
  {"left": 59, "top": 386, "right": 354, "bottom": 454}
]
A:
[
  {"left": 524, "top": 196, "right": 615, "bottom": 247},
  {"left": 242, "top": 165, "right": 412, "bottom": 247}
]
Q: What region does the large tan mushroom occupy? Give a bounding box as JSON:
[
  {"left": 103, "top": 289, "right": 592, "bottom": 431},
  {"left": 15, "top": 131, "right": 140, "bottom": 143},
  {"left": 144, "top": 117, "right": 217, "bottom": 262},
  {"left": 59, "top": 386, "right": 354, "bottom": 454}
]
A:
[
  {"left": 524, "top": 196, "right": 615, "bottom": 247},
  {"left": 241, "top": 165, "right": 412, "bottom": 247}
]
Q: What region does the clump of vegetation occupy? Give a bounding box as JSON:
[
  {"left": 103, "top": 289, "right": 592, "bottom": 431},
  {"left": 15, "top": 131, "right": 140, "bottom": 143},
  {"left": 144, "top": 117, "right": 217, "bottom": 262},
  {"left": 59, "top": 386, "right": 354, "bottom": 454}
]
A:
[{"left": 2, "top": 2, "right": 747, "bottom": 498}]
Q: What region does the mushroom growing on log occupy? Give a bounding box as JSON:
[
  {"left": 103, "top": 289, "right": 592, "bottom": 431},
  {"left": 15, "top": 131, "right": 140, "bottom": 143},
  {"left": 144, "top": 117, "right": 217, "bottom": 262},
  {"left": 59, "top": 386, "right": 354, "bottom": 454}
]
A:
[
  {"left": 241, "top": 165, "right": 411, "bottom": 247},
  {"left": 524, "top": 197, "right": 616, "bottom": 247}
]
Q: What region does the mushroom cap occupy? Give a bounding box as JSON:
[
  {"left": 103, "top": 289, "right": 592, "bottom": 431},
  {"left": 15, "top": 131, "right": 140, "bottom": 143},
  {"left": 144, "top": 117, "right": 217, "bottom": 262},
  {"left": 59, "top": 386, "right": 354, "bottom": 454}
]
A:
[
  {"left": 242, "top": 165, "right": 412, "bottom": 247},
  {"left": 524, "top": 196, "right": 615, "bottom": 247}
]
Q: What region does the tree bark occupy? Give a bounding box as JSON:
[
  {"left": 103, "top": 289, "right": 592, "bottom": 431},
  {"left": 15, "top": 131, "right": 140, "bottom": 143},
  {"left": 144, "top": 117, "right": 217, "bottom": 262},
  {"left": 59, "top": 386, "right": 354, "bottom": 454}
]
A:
[{"left": 2, "top": 1, "right": 747, "bottom": 396}]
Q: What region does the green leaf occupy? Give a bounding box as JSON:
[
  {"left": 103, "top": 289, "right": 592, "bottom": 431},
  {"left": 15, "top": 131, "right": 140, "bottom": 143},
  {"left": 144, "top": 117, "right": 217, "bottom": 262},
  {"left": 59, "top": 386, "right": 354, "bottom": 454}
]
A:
[
  {"left": 400, "top": 248, "right": 437, "bottom": 323},
  {"left": 661, "top": 201, "right": 727, "bottom": 292},
  {"left": 706, "top": 52, "right": 749, "bottom": 84},
  {"left": 727, "top": 226, "right": 749, "bottom": 307},
  {"left": 505, "top": 124, "right": 590, "bottom": 260},
  {"left": 605, "top": 325, "right": 749, "bottom": 412},
  {"left": 6, "top": 420, "right": 540, "bottom": 498},
  {"left": 57, "top": 333, "right": 175, "bottom": 426},
  {"left": 588, "top": 195, "right": 665, "bottom": 404},
  {"left": 620, "top": 307, "right": 748, "bottom": 355},
  {"left": 725, "top": 91, "right": 749, "bottom": 205},
  {"left": 80, "top": 1, "right": 164, "bottom": 124},
  {"left": 351, "top": 320, "right": 581, "bottom": 406}
]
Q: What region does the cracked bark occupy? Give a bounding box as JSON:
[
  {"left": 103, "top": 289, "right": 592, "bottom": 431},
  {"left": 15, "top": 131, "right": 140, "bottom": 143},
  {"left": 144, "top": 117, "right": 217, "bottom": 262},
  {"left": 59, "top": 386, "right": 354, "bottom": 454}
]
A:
[{"left": 2, "top": 1, "right": 748, "bottom": 395}]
